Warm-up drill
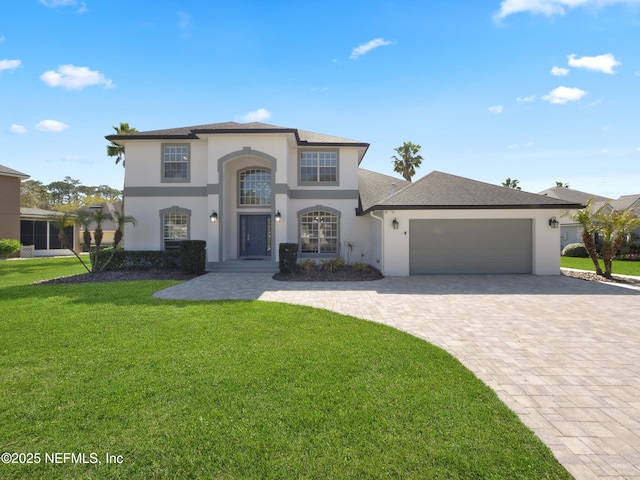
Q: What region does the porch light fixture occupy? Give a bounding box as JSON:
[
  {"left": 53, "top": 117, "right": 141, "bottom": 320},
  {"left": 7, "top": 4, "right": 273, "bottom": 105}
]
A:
[
  {"left": 275, "top": 210, "right": 282, "bottom": 223},
  {"left": 548, "top": 217, "right": 559, "bottom": 228},
  {"left": 209, "top": 210, "right": 218, "bottom": 223},
  {"left": 392, "top": 218, "right": 399, "bottom": 230}
]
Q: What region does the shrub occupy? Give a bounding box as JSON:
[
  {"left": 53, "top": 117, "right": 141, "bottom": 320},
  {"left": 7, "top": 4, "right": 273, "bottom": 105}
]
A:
[
  {"left": 351, "top": 261, "right": 372, "bottom": 272},
  {"left": 298, "top": 258, "right": 316, "bottom": 273},
  {"left": 0, "top": 239, "right": 21, "bottom": 257},
  {"left": 179, "top": 240, "right": 207, "bottom": 274},
  {"left": 279, "top": 243, "right": 298, "bottom": 274},
  {"left": 320, "top": 257, "right": 346, "bottom": 272},
  {"left": 562, "top": 243, "right": 588, "bottom": 258},
  {"left": 97, "top": 250, "right": 181, "bottom": 271}
]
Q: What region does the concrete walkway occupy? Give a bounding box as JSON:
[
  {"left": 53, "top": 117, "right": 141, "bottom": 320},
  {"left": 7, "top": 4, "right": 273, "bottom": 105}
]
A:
[{"left": 155, "top": 274, "right": 640, "bottom": 480}]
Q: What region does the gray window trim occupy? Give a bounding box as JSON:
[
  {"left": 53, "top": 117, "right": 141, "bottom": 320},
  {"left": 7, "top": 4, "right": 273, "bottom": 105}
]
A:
[
  {"left": 297, "top": 205, "right": 341, "bottom": 258},
  {"left": 159, "top": 206, "right": 191, "bottom": 250},
  {"left": 161, "top": 143, "right": 191, "bottom": 183},
  {"left": 298, "top": 149, "right": 339, "bottom": 187}
]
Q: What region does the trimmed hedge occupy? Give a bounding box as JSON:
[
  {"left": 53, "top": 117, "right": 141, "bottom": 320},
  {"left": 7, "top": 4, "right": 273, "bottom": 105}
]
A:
[
  {"left": 561, "top": 243, "right": 589, "bottom": 258},
  {"left": 97, "top": 249, "right": 181, "bottom": 271},
  {"left": 179, "top": 240, "right": 207, "bottom": 274},
  {"left": 0, "top": 239, "right": 21, "bottom": 257},
  {"left": 279, "top": 243, "right": 298, "bottom": 274}
]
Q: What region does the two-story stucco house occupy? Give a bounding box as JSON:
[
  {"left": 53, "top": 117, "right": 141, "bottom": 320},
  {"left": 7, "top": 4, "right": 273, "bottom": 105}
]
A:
[{"left": 106, "top": 121, "right": 580, "bottom": 275}]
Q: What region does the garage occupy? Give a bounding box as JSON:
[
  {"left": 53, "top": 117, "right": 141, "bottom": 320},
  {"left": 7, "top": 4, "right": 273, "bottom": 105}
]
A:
[{"left": 409, "top": 219, "right": 532, "bottom": 274}]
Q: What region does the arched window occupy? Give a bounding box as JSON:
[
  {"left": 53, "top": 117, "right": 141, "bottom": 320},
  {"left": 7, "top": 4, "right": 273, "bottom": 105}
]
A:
[
  {"left": 160, "top": 207, "right": 190, "bottom": 250},
  {"left": 239, "top": 168, "right": 271, "bottom": 206},
  {"left": 299, "top": 208, "right": 339, "bottom": 255}
]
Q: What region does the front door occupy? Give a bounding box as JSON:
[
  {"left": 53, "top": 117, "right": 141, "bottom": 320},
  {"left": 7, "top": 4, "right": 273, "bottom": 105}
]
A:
[{"left": 239, "top": 215, "right": 271, "bottom": 257}]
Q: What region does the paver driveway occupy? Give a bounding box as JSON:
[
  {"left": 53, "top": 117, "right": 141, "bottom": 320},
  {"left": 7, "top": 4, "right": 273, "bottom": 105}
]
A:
[{"left": 155, "top": 273, "right": 640, "bottom": 480}]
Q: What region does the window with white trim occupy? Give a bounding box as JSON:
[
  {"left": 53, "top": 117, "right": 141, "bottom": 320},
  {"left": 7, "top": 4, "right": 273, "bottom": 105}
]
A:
[
  {"left": 239, "top": 168, "right": 271, "bottom": 206},
  {"left": 163, "top": 212, "right": 188, "bottom": 250},
  {"left": 162, "top": 144, "right": 190, "bottom": 182},
  {"left": 299, "top": 151, "right": 337, "bottom": 184},
  {"left": 300, "top": 210, "right": 338, "bottom": 254}
]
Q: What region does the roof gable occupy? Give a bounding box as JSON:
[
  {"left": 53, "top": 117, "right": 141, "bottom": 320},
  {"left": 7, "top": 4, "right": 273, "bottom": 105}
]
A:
[
  {"left": 0, "top": 164, "right": 29, "bottom": 179},
  {"left": 537, "top": 186, "right": 607, "bottom": 204},
  {"left": 360, "top": 170, "right": 583, "bottom": 212}
]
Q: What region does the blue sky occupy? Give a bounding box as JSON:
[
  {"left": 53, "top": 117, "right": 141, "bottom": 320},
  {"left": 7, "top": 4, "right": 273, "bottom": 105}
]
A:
[{"left": 1, "top": 0, "right": 639, "bottom": 199}]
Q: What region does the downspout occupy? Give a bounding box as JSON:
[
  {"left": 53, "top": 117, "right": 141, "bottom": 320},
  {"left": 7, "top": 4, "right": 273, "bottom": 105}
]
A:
[{"left": 370, "top": 210, "right": 385, "bottom": 275}]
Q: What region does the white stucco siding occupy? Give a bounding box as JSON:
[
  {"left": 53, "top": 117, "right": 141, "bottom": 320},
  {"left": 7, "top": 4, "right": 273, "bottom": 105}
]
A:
[
  {"left": 377, "top": 209, "right": 563, "bottom": 276},
  {"left": 123, "top": 196, "right": 209, "bottom": 251}
]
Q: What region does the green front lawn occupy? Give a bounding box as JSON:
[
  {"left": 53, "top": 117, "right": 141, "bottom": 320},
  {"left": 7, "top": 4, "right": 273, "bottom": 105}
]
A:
[
  {"left": 0, "top": 258, "right": 570, "bottom": 479},
  {"left": 561, "top": 256, "right": 640, "bottom": 276}
]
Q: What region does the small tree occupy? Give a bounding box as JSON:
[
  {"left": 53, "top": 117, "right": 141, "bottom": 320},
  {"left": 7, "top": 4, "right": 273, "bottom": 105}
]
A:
[
  {"left": 0, "top": 239, "right": 21, "bottom": 258},
  {"left": 391, "top": 141, "right": 423, "bottom": 182},
  {"left": 572, "top": 199, "right": 603, "bottom": 276},
  {"left": 50, "top": 213, "right": 91, "bottom": 273},
  {"left": 502, "top": 178, "right": 521, "bottom": 190},
  {"left": 98, "top": 209, "right": 137, "bottom": 272},
  {"left": 594, "top": 208, "right": 640, "bottom": 279}
]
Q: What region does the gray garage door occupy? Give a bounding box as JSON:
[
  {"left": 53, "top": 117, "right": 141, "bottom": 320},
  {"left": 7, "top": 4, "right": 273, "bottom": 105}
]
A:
[{"left": 409, "top": 219, "right": 532, "bottom": 274}]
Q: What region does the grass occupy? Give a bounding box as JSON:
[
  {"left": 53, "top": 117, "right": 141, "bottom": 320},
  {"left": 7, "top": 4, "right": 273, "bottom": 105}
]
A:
[
  {"left": 0, "top": 258, "right": 571, "bottom": 479},
  {"left": 561, "top": 256, "right": 640, "bottom": 276}
]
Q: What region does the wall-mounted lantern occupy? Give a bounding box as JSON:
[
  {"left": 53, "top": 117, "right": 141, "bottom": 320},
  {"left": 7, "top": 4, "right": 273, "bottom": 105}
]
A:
[
  {"left": 392, "top": 218, "right": 399, "bottom": 230},
  {"left": 275, "top": 210, "right": 282, "bottom": 223},
  {"left": 209, "top": 210, "right": 218, "bottom": 223},
  {"left": 548, "top": 217, "right": 559, "bottom": 228}
]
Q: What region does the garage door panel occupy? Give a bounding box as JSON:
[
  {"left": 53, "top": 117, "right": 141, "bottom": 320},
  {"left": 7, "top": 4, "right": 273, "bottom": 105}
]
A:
[{"left": 409, "top": 219, "right": 532, "bottom": 274}]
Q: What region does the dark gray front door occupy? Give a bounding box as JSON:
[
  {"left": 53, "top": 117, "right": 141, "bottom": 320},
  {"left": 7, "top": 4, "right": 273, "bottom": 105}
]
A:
[{"left": 239, "top": 215, "right": 271, "bottom": 257}]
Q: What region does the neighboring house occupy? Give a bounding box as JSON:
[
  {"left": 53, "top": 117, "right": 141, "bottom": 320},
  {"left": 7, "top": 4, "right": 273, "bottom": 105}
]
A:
[
  {"left": 20, "top": 208, "right": 77, "bottom": 257},
  {"left": 106, "top": 121, "right": 580, "bottom": 275},
  {"left": 538, "top": 186, "right": 640, "bottom": 250},
  {"left": 0, "top": 164, "right": 29, "bottom": 247},
  {"left": 538, "top": 186, "right": 607, "bottom": 250}
]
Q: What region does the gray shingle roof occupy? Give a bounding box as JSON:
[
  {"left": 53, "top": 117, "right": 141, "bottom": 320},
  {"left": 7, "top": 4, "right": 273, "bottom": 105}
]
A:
[
  {"left": 106, "top": 121, "right": 368, "bottom": 146},
  {"left": 360, "top": 170, "right": 583, "bottom": 212},
  {"left": 537, "top": 186, "right": 608, "bottom": 204},
  {"left": 0, "top": 164, "right": 29, "bottom": 179},
  {"left": 358, "top": 169, "right": 410, "bottom": 212}
]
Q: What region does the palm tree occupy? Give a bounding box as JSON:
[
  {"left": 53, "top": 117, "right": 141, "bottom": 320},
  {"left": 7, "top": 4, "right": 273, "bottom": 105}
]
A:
[
  {"left": 572, "top": 199, "right": 603, "bottom": 276},
  {"left": 502, "top": 178, "right": 521, "bottom": 190},
  {"left": 50, "top": 213, "right": 90, "bottom": 273},
  {"left": 594, "top": 208, "right": 640, "bottom": 279},
  {"left": 107, "top": 122, "right": 137, "bottom": 167},
  {"left": 98, "top": 209, "right": 137, "bottom": 272},
  {"left": 391, "top": 141, "right": 423, "bottom": 182},
  {"left": 75, "top": 210, "right": 94, "bottom": 253},
  {"left": 91, "top": 209, "right": 113, "bottom": 271}
]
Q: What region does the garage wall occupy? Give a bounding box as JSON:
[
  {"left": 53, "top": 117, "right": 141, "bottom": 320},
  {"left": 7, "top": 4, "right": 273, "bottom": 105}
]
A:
[{"left": 375, "top": 209, "right": 562, "bottom": 276}]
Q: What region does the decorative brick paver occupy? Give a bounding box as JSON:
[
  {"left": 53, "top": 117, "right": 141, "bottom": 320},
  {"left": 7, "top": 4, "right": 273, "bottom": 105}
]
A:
[{"left": 155, "top": 274, "right": 640, "bottom": 479}]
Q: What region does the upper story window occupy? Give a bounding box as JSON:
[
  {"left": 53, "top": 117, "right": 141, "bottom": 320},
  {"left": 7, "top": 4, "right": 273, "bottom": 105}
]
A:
[
  {"left": 162, "top": 144, "right": 190, "bottom": 182},
  {"left": 299, "top": 151, "right": 338, "bottom": 185},
  {"left": 239, "top": 168, "right": 271, "bottom": 206}
]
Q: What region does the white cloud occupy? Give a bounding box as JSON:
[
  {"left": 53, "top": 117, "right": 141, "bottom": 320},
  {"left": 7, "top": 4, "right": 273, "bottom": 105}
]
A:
[
  {"left": 0, "top": 35, "right": 5, "bottom": 43},
  {"left": 489, "top": 105, "right": 504, "bottom": 114},
  {"left": 568, "top": 53, "right": 620, "bottom": 74},
  {"left": 178, "top": 11, "right": 191, "bottom": 29},
  {"left": 350, "top": 38, "right": 392, "bottom": 60},
  {"left": 9, "top": 124, "right": 27, "bottom": 134},
  {"left": 239, "top": 108, "right": 272, "bottom": 123},
  {"left": 35, "top": 120, "right": 69, "bottom": 132},
  {"left": 542, "top": 86, "right": 587, "bottom": 104},
  {"left": 40, "top": 64, "right": 114, "bottom": 90},
  {"left": 516, "top": 95, "right": 536, "bottom": 103},
  {"left": 40, "top": 0, "right": 76, "bottom": 7},
  {"left": 0, "top": 59, "right": 21, "bottom": 72},
  {"left": 551, "top": 66, "right": 570, "bottom": 76},
  {"left": 494, "top": 0, "right": 640, "bottom": 21}
]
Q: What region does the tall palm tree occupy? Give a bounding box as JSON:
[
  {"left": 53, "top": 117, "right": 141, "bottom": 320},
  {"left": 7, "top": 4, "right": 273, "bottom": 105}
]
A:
[
  {"left": 107, "top": 122, "right": 137, "bottom": 167},
  {"left": 572, "top": 199, "right": 603, "bottom": 276},
  {"left": 391, "top": 141, "right": 423, "bottom": 182}
]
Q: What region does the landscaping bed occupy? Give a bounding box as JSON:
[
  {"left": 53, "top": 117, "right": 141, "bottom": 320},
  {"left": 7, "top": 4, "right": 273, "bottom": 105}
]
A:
[{"left": 273, "top": 264, "right": 384, "bottom": 282}]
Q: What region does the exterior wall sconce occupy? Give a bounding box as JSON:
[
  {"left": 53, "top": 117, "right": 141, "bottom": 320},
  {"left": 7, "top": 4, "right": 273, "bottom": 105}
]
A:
[
  {"left": 392, "top": 218, "right": 399, "bottom": 230},
  {"left": 275, "top": 210, "right": 282, "bottom": 223},
  {"left": 548, "top": 217, "right": 559, "bottom": 228},
  {"left": 209, "top": 210, "right": 218, "bottom": 223}
]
